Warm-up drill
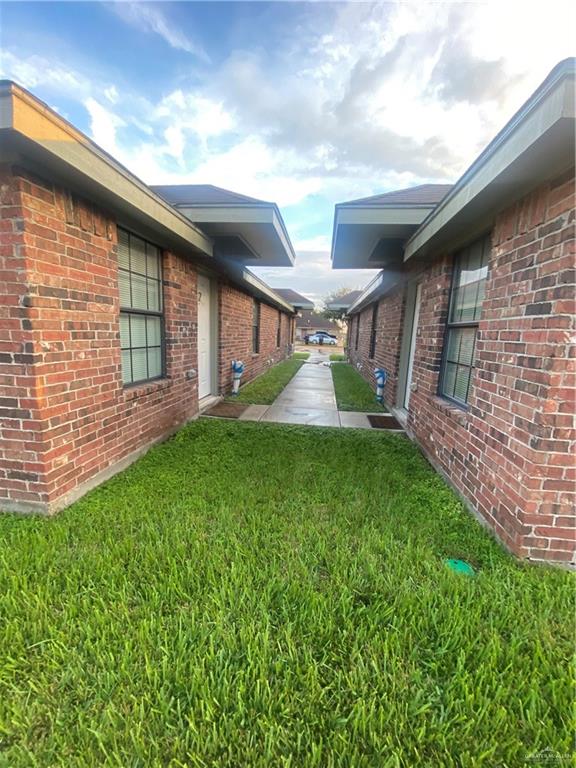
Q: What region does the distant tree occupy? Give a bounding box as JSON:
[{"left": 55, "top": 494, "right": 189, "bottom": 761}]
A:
[{"left": 322, "top": 287, "right": 359, "bottom": 321}]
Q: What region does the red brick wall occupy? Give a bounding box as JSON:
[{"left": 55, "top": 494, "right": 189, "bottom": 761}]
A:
[
  {"left": 349, "top": 172, "right": 575, "bottom": 564},
  {"left": 0, "top": 165, "right": 48, "bottom": 509},
  {"left": 1, "top": 165, "right": 295, "bottom": 512},
  {"left": 0, "top": 166, "right": 200, "bottom": 514},
  {"left": 348, "top": 292, "right": 405, "bottom": 405},
  {"left": 218, "top": 284, "right": 292, "bottom": 394}
]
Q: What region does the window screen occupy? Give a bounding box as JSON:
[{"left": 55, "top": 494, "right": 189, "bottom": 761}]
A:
[
  {"left": 440, "top": 236, "right": 490, "bottom": 405},
  {"left": 252, "top": 300, "right": 260, "bottom": 354},
  {"left": 118, "top": 228, "right": 164, "bottom": 385}
]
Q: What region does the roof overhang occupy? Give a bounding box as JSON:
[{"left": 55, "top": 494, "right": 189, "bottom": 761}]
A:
[
  {"left": 347, "top": 270, "right": 404, "bottom": 315},
  {"left": 215, "top": 262, "right": 296, "bottom": 313},
  {"left": 0, "top": 81, "right": 213, "bottom": 258},
  {"left": 174, "top": 204, "right": 296, "bottom": 268},
  {"left": 331, "top": 205, "right": 436, "bottom": 268},
  {"left": 405, "top": 58, "right": 576, "bottom": 261}
]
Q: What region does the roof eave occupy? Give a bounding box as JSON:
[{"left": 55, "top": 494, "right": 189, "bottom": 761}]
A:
[
  {"left": 346, "top": 269, "right": 404, "bottom": 314},
  {"left": 404, "top": 58, "right": 576, "bottom": 261},
  {"left": 175, "top": 203, "right": 296, "bottom": 267},
  {"left": 225, "top": 265, "right": 296, "bottom": 313},
  {"left": 0, "top": 81, "right": 213, "bottom": 258},
  {"left": 330, "top": 204, "right": 433, "bottom": 268}
]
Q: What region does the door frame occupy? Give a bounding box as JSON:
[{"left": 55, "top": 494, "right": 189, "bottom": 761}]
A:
[
  {"left": 197, "top": 273, "right": 219, "bottom": 400},
  {"left": 396, "top": 281, "right": 422, "bottom": 416}
]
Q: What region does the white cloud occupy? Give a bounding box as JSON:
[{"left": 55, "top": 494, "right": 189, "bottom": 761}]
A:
[
  {"left": 5, "top": 2, "right": 574, "bottom": 208},
  {"left": 3, "top": 0, "right": 575, "bottom": 301},
  {"left": 293, "top": 235, "right": 332, "bottom": 252},
  {"left": 110, "top": 2, "right": 210, "bottom": 62},
  {"left": 155, "top": 90, "right": 234, "bottom": 147},
  {"left": 104, "top": 85, "right": 119, "bottom": 104},
  {"left": 83, "top": 97, "right": 126, "bottom": 153},
  {"left": 0, "top": 51, "right": 88, "bottom": 94}
]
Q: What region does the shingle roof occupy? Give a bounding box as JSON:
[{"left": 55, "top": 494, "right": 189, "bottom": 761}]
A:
[
  {"left": 273, "top": 288, "right": 315, "bottom": 307},
  {"left": 326, "top": 290, "right": 363, "bottom": 308},
  {"left": 150, "top": 184, "right": 270, "bottom": 206},
  {"left": 296, "top": 310, "right": 337, "bottom": 332},
  {"left": 341, "top": 184, "right": 453, "bottom": 207}
]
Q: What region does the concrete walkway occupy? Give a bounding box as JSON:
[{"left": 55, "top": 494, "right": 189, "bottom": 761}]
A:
[
  {"left": 260, "top": 348, "right": 340, "bottom": 427},
  {"left": 232, "top": 348, "right": 402, "bottom": 430}
]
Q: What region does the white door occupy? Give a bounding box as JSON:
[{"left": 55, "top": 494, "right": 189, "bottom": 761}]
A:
[
  {"left": 197, "top": 275, "right": 212, "bottom": 399},
  {"left": 404, "top": 283, "right": 422, "bottom": 410}
]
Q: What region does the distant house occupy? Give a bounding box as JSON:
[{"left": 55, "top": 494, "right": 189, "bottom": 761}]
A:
[
  {"left": 295, "top": 310, "right": 341, "bottom": 341},
  {"left": 0, "top": 81, "right": 297, "bottom": 515},
  {"left": 273, "top": 290, "right": 340, "bottom": 341},
  {"left": 331, "top": 59, "right": 576, "bottom": 564}
]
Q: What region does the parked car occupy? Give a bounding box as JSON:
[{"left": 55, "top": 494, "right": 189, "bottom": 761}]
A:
[{"left": 307, "top": 332, "right": 337, "bottom": 345}]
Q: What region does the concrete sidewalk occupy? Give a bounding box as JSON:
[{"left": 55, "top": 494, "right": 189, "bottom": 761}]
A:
[
  {"left": 232, "top": 349, "right": 402, "bottom": 430},
  {"left": 260, "top": 349, "right": 340, "bottom": 427}
]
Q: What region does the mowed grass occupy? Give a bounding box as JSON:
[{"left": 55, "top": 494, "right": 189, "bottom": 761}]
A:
[
  {"left": 292, "top": 352, "right": 310, "bottom": 360},
  {"left": 226, "top": 358, "right": 304, "bottom": 404},
  {"left": 0, "top": 420, "right": 573, "bottom": 767},
  {"left": 329, "top": 353, "right": 347, "bottom": 361},
  {"left": 331, "top": 362, "right": 387, "bottom": 411}
]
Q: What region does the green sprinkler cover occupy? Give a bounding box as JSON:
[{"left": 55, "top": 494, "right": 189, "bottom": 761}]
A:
[{"left": 445, "top": 559, "right": 475, "bottom": 576}]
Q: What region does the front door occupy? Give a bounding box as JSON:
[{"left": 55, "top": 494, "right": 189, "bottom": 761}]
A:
[
  {"left": 403, "top": 283, "right": 422, "bottom": 409},
  {"left": 197, "top": 275, "right": 212, "bottom": 399}
]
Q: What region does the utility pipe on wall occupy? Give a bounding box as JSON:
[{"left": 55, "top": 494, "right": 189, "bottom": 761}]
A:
[
  {"left": 231, "top": 360, "right": 245, "bottom": 395},
  {"left": 374, "top": 368, "right": 387, "bottom": 404}
]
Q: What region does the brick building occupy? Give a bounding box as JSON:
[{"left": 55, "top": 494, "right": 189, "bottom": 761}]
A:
[
  {"left": 0, "top": 81, "right": 297, "bottom": 515},
  {"left": 331, "top": 59, "right": 575, "bottom": 564}
]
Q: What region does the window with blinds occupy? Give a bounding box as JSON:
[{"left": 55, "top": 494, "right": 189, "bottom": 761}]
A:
[
  {"left": 355, "top": 315, "right": 360, "bottom": 350},
  {"left": 252, "top": 300, "right": 260, "bottom": 354},
  {"left": 118, "top": 228, "right": 164, "bottom": 386},
  {"left": 440, "top": 235, "right": 490, "bottom": 406},
  {"left": 276, "top": 310, "right": 282, "bottom": 347}
]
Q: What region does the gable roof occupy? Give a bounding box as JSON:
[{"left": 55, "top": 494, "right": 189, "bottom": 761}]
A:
[
  {"left": 341, "top": 184, "right": 453, "bottom": 208},
  {"left": 151, "top": 184, "right": 269, "bottom": 207},
  {"left": 273, "top": 288, "right": 315, "bottom": 308},
  {"left": 296, "top": 310, "right": 338, "bottom": 331},
  {"left": 149, "top": 183, "right": 295, "bottom": 267},
  {"left": 331, "top": 184, "right": 455, "bottom": 268}
]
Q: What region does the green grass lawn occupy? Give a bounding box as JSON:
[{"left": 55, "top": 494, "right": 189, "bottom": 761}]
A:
[
  {"left": 226, "top": 358, "right": 304, "bottom": 404},
  {"left": 0, "top": 421, "right": 572, "bottom": 767},
  {"left": 292, "top": 352, "right": 310, "bottom": 360},
  {"left": 329, "top": 353, "right": 347, "bottom": 361},
  {"left": 331, "top": 362, "right": 387, "bottom": 411}
]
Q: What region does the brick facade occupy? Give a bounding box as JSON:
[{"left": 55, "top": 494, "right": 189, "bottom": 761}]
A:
[
  {"left": 347, "top": 292, "right": 405, "bottom": 405},
  {"left": 0, "top": 165, "right": 293, "bottom": 514},
  {"left": 349, "top": 172, "right": 576, "bottom": 563},
  {"left": 218, "top": 284, "right": 292, "bottom": 394}
]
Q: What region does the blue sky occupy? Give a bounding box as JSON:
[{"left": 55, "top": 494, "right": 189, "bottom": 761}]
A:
[{"left": 1, "top": 1, "right": 574, "bottom": 302}]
